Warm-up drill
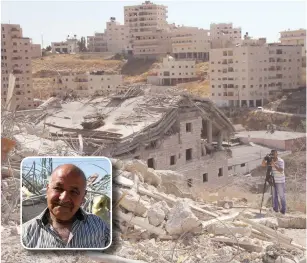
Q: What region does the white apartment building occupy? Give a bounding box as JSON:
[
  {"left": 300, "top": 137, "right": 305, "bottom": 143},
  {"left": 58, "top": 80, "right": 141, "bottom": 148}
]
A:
[
  {"left": 53, "top": 71, "right": 124, "bottom": 97},
  {"left": 1, "top": 24, "right": 36, "bottom": 110},
  {"left": 209, "top": 44, "right": 302, "bottom": 107},
  {"left": 31, "top": 43, "right": 41, "bottom": 58},
  {"left": 147, "top": 55, "right": 197, "bottom": 85},
  {"left": 280, "top": 29, "right": 306, "bottom": 66},
  {"left": 106, "top": 17, "right": 131, "bottom": 54},
  {"left": 51, "top": 36, "right": 79, "bottom": 54},
  {"left": 124, "top": 1, "right": 170, "bottom": 58},
  {"left": 171, "top": 26, "right": 210, "bottom": 61},
  {"left": 210, "top": 23, "right": 242, "bottom": 49},
  {"left": 87, "top": 32, "right": 107, "bottom": 52}
]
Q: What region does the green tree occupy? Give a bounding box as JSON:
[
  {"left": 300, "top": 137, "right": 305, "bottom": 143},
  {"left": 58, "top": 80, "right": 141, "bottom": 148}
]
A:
[
  {"left": 45, "top": 45, "right": 51, "bottom": 51},
  {"left": 78, "top": 37, "right": 87, "bottom": 52}
]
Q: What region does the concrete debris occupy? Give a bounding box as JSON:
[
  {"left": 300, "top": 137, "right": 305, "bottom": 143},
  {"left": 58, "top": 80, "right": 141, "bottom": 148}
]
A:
[
  {"left": 207, "top": 222, "right": 252, "bottom": 237},
  {"left": 116, "top": 189, "right": 149, "bottom": 216},
  {"left": 124, "top": 160, "right": 161, "bottom": 187},
  {"left": 251, "top": 217, "right": 279, "bottom": 229},
  {"left": 165, "top": 201, "right": 201, "bottom": 235},
  {"left": 277, "top": 215, "right": 306, "bottom": 229},
  {"left": 217, "top": 200, "right": 234, "bottom": 209},
  {"left": 148, "top": 201, "right": 169, "bottom": 226},
  {"left": 2, "top": 147, "right": 306, "bottom": 263}
]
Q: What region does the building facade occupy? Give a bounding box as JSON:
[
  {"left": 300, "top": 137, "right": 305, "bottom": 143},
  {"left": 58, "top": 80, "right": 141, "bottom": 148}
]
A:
[
  {"left": 53, "top": 71, "right": 124, "bottom": 97},
  {"left": 87, "top": 33, "right": 108, "bottom": 52},
  {"left": 106, "top": 17, "right": 131, "bottom": 54},
  {"left": 124, "top": 1, "right": 170, "bottom": 58},
  {"left": 51, "top": 37, "right": 79, "bottom": 54},
  {"left": 1, "top": 24, "right": 36, "bottom": 110},
  {"left": 171, "top": 26, "right": 210, "bottom": 61},
  {"left": 209, "top": 44, "right": 302, "bottom": 107},
  {"left": 280, "top": 29, "right": 306, "bottom": 67},
  {"left": 31, "top": 43, "right": 41, "bottom": 58},
  {"left": 210, "top": 23, "right": 242, "bottom": 49},
  {"left": 147, "top": 55, "right": 197, "bottom": 85}
]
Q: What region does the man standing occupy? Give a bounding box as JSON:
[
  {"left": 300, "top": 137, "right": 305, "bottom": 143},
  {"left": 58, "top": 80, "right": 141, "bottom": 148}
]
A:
[
  {"left": 22, "top": 164, "right": 110, "bottom": 248},
  {"left": 262, "top": 150, "right": 286, "bottom": 214}
]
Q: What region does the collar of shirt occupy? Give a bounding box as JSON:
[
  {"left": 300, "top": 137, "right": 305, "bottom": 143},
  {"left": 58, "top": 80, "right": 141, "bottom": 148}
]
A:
[
  {"left": 35, "top": 207, "right": 89, "bottom": 246},
  {"left": 36, "top": 207, "right": 88, "bottom": 226}
]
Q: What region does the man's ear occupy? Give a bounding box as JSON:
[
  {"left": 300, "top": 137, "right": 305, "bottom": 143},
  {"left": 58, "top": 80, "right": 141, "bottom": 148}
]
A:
[{"left": 46, "top": 184, "right": 49, "bottom": 190}]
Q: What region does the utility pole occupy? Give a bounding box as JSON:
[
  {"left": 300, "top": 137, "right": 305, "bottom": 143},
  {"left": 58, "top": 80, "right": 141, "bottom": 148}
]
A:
[{"left": 41, "top": 33, "right": 44, "bottom": 56}]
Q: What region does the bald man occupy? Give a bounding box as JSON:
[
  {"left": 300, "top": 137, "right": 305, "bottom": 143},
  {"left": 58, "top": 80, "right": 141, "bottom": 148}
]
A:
[{"left": 22, "top": 164, "right": 110, "bottom": 249}]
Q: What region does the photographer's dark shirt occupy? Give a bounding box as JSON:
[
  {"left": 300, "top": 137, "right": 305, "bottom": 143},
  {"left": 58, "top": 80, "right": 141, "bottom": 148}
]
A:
[{"left": 22, "top": 208, "right": 110, "bottom": 248}]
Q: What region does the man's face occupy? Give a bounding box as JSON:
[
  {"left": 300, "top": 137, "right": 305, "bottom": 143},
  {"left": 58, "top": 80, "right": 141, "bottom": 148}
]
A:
[{"left": 47, "top": 165, "right": 86, "bottom": 221}]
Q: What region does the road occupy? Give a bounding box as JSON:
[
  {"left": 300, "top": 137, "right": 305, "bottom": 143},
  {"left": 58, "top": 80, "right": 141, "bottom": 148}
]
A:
[{"left": 260, "top": 109, "right": 306, "bottom": 118}]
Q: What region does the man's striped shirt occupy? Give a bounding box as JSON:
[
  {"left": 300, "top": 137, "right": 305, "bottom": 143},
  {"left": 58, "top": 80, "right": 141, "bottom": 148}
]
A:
[
  {"left": 272, "top": 157, "right": 285, "bottom": 184},
  {"left": 22, "top": 208, "right": 110, "bottom": 248}
]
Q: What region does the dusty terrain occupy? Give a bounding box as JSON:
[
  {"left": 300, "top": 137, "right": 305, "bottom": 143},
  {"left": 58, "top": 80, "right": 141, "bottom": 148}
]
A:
[{"left": 31, "top": 54, "right": 210, "bottom": 99}]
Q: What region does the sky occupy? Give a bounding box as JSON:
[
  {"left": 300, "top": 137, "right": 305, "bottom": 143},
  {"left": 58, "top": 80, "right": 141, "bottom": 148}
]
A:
[
  {"left": 1, "top": 0, "right": 306, "bottom": 48},
  {"left": 22, "top": 157, "right": 111, "bottom": 179}
]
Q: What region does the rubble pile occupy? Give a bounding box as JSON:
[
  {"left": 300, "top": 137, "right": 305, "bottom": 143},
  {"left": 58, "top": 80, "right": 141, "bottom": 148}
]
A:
[
  {"left": 92, "top": 158, "right": 306, "bottom": 263},
  {"left": 1, "top": 157, "right": 306, "bottom": 263}
]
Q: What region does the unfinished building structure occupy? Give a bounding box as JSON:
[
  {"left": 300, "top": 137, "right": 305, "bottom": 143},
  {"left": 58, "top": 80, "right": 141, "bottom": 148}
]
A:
[
  {"left": 35, "top": 88, "right": 235, "bottom": 189},
  {"left": 1, "top": 23, "right": 36, "bottom": 110}
]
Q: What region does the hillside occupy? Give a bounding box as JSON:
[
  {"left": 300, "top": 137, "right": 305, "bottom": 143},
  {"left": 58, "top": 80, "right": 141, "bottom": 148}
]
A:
[{"left": 31, "top": 54, "right": 210, "bottom": 99}]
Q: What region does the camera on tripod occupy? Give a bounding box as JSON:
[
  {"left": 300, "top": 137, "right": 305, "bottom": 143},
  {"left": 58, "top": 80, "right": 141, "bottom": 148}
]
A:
[{"left": 264, "top": 153, "right": 274, "bottom": 164}]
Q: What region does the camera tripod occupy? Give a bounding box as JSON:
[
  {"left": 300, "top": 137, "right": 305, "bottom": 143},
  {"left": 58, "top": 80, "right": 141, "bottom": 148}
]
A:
[{"left": 259, "top": 165, "right": 279, "bottom": 215}]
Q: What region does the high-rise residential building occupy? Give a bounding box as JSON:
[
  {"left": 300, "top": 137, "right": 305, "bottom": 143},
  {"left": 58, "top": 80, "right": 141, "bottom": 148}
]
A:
[
  {"left": 209, "top": 43, "right": 302, "bottom": 107},
  {"left": 106, "top": 17, "right": 131, "bottom": 54},
  {"left": 1, "top": 24, "right": 36, "bottom": 110},
  {"left": 171, "top": 26, "right": 210, "bottom": 61},
  {"left": 280, "top": 29, "right": 306, "bottom": 67},
  {"left": 124, "top": 1, "right": 170, "bottom": 58}
]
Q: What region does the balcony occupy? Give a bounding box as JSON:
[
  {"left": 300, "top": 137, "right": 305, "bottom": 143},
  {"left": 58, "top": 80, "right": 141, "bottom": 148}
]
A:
[
  {"left": 11, "top": 27, "right": 19, "bottom": 32},
  {"left": 74, "top": 79, "right": 88, "bottom": 82}
]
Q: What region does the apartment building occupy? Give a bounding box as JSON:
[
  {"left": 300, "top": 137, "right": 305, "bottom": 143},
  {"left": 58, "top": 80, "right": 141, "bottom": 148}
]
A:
[
  {"left": 87, "top": 33, "right": 107, "bottom": 52},
  {"left": 31, "top": 43, "right": 41, "bottom": 58},
  {"left": 53, "top": 71, "right": 124, "bottom": 97},
  {"left": 209, "top": 43, "right": 302, "bottom": 107},
  {"left": 106, "top": 17, "right": 131, "bottom": 53},
  {"left": 124, "top": 1, "right": 170, "bottom": 58},
  {"left": 280, "top": 29, "right": 306, "bottom": 66},
  {"left": 1, "top": 24, "right": 35, "bottom": 110},
  {"left": 51, "top": 36, "right": 78, "bottom": 54},
  {"left": 147, "top": 55, "right": 197, "bottom": 85},
  {"left": 171, "top": 26, "right": 210, "bottom": 61},
  {"left": 210, "top": 23, "right": 242, "bottom": 49}
]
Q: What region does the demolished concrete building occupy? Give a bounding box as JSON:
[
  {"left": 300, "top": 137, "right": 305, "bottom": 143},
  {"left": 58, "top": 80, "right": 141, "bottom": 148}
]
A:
[{"left": 33, "top": 87, "right": 235, "bottom": 189}]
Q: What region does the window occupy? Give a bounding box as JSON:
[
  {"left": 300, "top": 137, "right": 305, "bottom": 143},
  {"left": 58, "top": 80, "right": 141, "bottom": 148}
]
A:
[
  {"left": 218, "top": 168, "right": 223, "bottom": 177},
  {"left": 203, "top": 173, "right": 208, "bottom": 182},
  {"left": 187, "top": 179, "right": 192, "bottom": 188},
  {"left": 170, "top": 155, "right": 176, "bottom": 165},
  {"left": 147, "top": 158, "right": 155, "bottom": 169},
  {"left": 186, "top": 123, "right": 192, "bottom": 132},
  {"left": 240, "top": 163, "right": 245, "bottom": 167},
  {"left": 186, "top": 148, "right": 192, "bottom": 161},
  {"left": 228, "top": 166, "right": 232, "bottom": 171}
]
